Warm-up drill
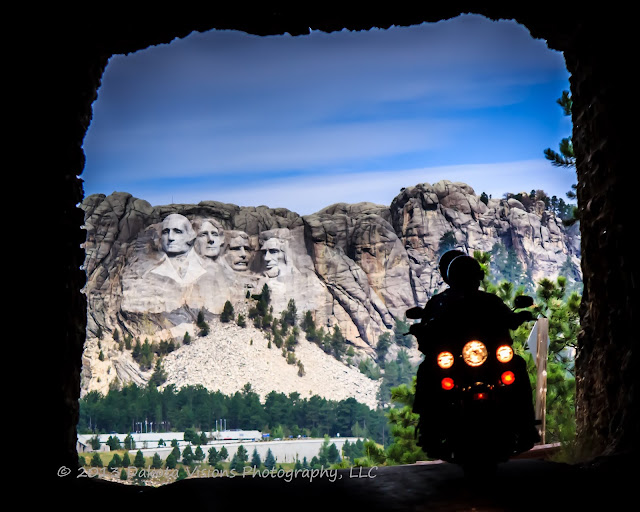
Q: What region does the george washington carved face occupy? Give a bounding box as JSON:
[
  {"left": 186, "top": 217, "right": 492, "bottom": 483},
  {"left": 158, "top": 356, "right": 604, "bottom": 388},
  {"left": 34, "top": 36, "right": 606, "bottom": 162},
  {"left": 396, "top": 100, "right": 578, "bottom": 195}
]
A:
[{"left": 160, "top": 214, "right": 196, "bottom": 256}]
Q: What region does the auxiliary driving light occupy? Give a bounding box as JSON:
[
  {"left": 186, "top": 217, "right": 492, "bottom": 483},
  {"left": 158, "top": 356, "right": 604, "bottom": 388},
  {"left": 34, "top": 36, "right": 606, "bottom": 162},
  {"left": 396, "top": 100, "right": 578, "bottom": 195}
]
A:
[
  {"left": 501, "top": 371, "right": 516, "bottom": 385},
  {"left": 462, "top": 340, "right": 488, "bottom": 367},
  {"left": 437, "top": 351, "right": 455, "bottom": 369},
  {"left": 441, "top": 377, "right": 455, "bottom": 390},
  {"left": 496, "top": 344, "right": 514, "bottom": 363}
]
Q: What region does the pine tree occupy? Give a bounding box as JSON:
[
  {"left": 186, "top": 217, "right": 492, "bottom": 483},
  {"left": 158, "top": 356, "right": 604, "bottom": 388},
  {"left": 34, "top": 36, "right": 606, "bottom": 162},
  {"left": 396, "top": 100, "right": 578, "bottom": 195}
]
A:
[
  {"left": 543, "top": 90, "right": 578, "bottom": 224},
  {"left": 124, "top": 434, "right": 135, "bottom": 450},
  {"left": 120, "top": 468, "right": 128, "bottom": 481},
  {"left": 150, "top": 358, "right": 167, "bottom": 387},
  {"left": 219, "top": 446, "right": 228, "bottom": 461},
  {"left": 134, "top": 450, "right": 146, "bottom": 468},
  {"left": 220, "top": 301, "right": 235, "bottom": 323},
  {"left": 195, "top": 445, "right": 205, "bottom": 462},
  {"left": 251, "top": 448, "right": 262, "bottom": 469},
  {"left": 197, "top": 308, "right": 211, "bottom": 336},
  {"left": 264, "top": 448, "right": 276, "bottom": 470},
  {"left": 90, "top": 452, "right": 103, "bottom": 468},
  {"left": 151, "top": 453, "right": 162, "bottom": 469},
  {"left": 108, "top": 453, "right": 123, "bottom": 471},
  {"left": 208, "top": 447, "right": 219, "bottom": 465},
  {"left": 182, "top": 445, "right": 194, "bottom": 466},
  {"left": 121, "top": 452, "right": 131, "bottom": 468},
  {"left": 165, "top": 452, "right": 177, "bottom": 469}
]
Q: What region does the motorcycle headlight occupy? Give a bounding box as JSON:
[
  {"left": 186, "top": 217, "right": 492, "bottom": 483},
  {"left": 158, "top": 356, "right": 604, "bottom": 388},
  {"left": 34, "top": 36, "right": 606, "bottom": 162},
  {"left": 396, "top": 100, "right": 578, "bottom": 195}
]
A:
[
  {"left": 437, "top": 351, "right": 454, "bottom": 369},
  {"left": 462, "top": 340, "right": 488, "bottom": 367},
  {"left": 496, "top": 344, "right": 514, "bottom": 363}
]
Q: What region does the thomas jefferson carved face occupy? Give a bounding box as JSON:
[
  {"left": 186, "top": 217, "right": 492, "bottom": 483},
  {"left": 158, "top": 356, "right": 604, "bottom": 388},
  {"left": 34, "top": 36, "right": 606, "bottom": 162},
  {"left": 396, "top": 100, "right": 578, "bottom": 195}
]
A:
[
  {"left": 225, "top": 232, "right": 251, "bottom": 271},
  {"left": 194, "top": 220, "right": 224, "bottom": 259},
  {"left": 160, "top": 214, "right": 195, "bottom": 256},
  {"left": 261, "top": 238, "right": 287, "bottom": 278}
]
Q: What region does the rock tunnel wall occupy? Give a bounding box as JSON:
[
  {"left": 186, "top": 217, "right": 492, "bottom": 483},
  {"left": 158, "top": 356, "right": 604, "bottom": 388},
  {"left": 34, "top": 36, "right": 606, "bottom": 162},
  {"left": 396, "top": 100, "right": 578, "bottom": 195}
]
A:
[{"left": 50, "top": 7, "right": 634, "bottom": 475}]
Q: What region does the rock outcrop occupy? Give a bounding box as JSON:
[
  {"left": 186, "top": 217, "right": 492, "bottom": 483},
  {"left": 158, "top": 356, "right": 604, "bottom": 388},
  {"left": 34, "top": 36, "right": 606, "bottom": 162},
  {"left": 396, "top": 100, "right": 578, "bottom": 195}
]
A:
[{"left": 80, "top": 180, "right": 581, "bottom": 405}]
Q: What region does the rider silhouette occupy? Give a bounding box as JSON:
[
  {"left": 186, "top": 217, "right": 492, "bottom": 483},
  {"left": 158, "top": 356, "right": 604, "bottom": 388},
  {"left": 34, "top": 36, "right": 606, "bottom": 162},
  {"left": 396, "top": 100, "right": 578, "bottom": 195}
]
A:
[{"left": 411, "top": 250, "right": 539, "bottom": 456}]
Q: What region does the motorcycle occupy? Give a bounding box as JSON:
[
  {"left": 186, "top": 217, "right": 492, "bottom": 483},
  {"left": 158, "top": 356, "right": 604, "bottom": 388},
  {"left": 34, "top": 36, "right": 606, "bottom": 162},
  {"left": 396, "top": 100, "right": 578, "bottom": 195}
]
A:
[{"left": 406, "top": 294, "right": 539, "bottom": 477}]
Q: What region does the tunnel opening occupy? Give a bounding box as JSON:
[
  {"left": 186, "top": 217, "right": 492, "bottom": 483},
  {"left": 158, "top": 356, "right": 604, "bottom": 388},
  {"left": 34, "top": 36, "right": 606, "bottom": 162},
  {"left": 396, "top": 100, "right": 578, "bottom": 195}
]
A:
[
  {"left": 76, "top": 13, "right": 581, "bottom": 486},
  {"left": 51, "top": 6, "right": 634, "bottom": 510}
]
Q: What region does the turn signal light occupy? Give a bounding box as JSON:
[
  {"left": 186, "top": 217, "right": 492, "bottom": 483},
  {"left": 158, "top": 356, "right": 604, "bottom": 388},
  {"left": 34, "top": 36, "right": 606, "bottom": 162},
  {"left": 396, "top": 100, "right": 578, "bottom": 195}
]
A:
[
  {"left": 501, "top": 371, "right": 515, "bottom": 385},
  {"left": 441, "top": 377, "right": 455, "bottom": 390}
]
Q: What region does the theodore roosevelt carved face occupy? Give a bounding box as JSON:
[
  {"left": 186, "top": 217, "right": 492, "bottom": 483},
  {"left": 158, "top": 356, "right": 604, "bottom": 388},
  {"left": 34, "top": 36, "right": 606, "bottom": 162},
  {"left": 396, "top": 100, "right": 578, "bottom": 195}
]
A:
[
  {"left": 224, "top": 231, "right": 251, "bottom": 271},
  {"left": 193, "top": 218, "right": 224, "bottom": 260},
  {"left": 160, "top": 214, "right": 196, "bottom": 256}
]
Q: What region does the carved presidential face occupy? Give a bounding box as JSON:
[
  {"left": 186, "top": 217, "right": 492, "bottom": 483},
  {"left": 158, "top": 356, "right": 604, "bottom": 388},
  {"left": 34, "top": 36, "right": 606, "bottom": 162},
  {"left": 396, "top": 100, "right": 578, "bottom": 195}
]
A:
[
  {"left": 225, "top": 233, "right": 251, "bottom": 271},
  {"left": 160, "top": 214, "right": 195, "bottom": 256},
  {"left": 194, "top": 221, "right": 223, "bottom": 259},
  {"left": 261, "top": 238, "right": 287, "bottom": 278}
]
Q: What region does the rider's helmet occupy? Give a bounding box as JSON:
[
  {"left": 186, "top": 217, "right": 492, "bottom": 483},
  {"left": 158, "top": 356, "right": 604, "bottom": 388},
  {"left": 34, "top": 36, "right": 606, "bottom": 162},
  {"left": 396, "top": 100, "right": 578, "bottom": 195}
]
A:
[
  {"left": 446, "top": 254, "right": 484, "bottom": 290},
  {"left": 438, "top": 250, "right": 466, "bottom": 284}
]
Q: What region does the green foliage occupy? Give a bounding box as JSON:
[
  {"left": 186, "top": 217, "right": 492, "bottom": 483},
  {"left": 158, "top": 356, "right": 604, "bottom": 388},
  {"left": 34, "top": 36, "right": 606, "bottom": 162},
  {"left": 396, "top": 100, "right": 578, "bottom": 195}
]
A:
[
  {"left": 149, "top": 358, "right": 168, "bottom": 387},
  {"left": 359, "top": 358, "right": 381, "bottom": 380},
  {"left": 123, "top": 434, "right": 135, "bottom": 450},
  {"left": 377, "top": 349, "right": 416, "bottom": 406},
  {"left": 183, "top": 427, "right": 198, "bottom": 444},
  {"left": 198, "top": 308, "right": 211, "bottom": 335},
  {"left": 113, "top": 456, "right": 131, "bottom": 474},
  {"left": 79, "top": 383, "right": 388, "bottom": 444},
  {"left": 264, "top": 448, "right": 276, "bottom": 470},
  {"left": 183, "top": 331, "right": 191, "bottom": 345},
  {"left": 182, "top": 445, "right": 194, "bottom": 466},
  {"left": 207, "top": 447, "right": 220, "bottom": 465},
  {"left": 151, "top": 452, "right": 162, "bottom": 469},
  {"left": 237, "top": 314, "right": 246, "bottom": 328},
  {"left": 121, "top": 452, "right": 131, "bottom": 468},
  {"left": 231, "top": 445, "right": 249, "bottom": 472},
  {"left": 251, "top": 448, "right": 262, "bottom": 468},
  {"left": 393, "top": 318, "right": 413, "bottom": 348},
  {"left": 194, "top": 445, "right": 205, "bottom": 462},
  {"left": 89, "top": 435, "right": 101, "bottom": 450},
  {"left": 90, "top": 452, "right": 103, "bottom": 468},
  {"left": 120, "top": 468, "right": 128, "bottom": 480},
  {"left": 488, "top": 242, "right": 530, "bottom": 293},
  {"left": 220, "top": 301, "right": 235, "bottom": 323},
  {"left": 106, "top": 435, "right": 121, "bottom": 450},
  {"left": 165, "top": 451, "right": 177, "bottom": 469},
  {"left": 219, "top": 446, "right": 229, "bottom": 461},
  {"left": 376, "top": 332, "right": 392, "bottom": 365},
  {"left": 134, "top": 450, "right": 146, "bottom": 468},
  {"left": 438, "top": 230, "right": 458, "bottom": 256},
  {"left": 543, "top": 90, "right": 578, "bottom": 224}
]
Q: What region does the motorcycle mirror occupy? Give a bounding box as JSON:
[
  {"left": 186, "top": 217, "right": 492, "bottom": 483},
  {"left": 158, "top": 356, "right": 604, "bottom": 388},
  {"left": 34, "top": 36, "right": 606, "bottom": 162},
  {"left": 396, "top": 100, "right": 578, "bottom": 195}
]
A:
[
  {"left": 513, "top": 295, "right": 534, "bottom": 309},
  {"left": 405, "top": 307, "right": 423, "bottom": 320}
]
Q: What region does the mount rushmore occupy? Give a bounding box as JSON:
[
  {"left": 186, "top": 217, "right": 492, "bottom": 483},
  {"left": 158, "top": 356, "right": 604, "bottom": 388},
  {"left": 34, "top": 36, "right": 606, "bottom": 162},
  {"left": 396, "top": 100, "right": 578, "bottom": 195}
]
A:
[{"left": 80, "top": 180, "right": 581, "bottom": 403}]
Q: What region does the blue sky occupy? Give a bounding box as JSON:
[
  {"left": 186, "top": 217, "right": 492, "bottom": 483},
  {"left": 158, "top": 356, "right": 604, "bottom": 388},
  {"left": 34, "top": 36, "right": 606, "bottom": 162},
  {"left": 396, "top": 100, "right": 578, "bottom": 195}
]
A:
[{"left": 81, "top": 14, "right": 575, "bottom": 216}]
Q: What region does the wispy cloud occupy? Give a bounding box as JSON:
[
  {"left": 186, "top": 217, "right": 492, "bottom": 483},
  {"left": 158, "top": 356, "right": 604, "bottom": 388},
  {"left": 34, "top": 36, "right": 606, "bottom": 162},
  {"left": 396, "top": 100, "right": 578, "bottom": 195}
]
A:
[{"left": 82, "top": 14, "right": 571, "bottom": 213}]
